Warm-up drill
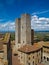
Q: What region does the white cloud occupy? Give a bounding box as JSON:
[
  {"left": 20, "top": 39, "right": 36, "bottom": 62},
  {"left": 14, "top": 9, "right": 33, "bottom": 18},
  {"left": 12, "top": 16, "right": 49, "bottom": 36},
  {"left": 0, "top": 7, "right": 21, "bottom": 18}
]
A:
[
  {"left": 0, "top": 20, "right": 15, "bottom": 32},
  {"left": 31, "top": 15, "right": 49, "bottom": 31},
  {"left": 32, "top": 10, "right": 49, "bottom": 15},
  {"left": 0, "top": 15, "right": 49, "bottom": 32}
]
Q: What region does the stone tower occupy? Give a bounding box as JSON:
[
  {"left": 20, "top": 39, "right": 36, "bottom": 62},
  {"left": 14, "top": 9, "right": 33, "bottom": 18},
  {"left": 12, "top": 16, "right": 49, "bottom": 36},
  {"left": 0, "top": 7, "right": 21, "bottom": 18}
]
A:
[
  {"left": 15, "top": 18, "right": 21, "bottom": 49},
  {"left": 15, "top": 14, "right": 31, "bottom": 50},
  {"left": 21, "top": 14, "right": 31, "bottom": 45}
]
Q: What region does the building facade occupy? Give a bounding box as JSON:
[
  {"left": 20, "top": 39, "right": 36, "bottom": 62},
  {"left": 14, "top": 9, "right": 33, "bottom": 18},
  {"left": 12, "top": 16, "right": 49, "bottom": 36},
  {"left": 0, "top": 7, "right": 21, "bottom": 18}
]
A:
[
  {"left": 0, "top": 33, "right": 12, "bottom": 65},
  {"left": 0, "top": 41, "right": 4, "bottom": 65},
  {"left": 18, "top": 43, "right": 43, "bottom": 65},
  {"left": 42, "top": 42, "right": 49, "bottom": 63}
]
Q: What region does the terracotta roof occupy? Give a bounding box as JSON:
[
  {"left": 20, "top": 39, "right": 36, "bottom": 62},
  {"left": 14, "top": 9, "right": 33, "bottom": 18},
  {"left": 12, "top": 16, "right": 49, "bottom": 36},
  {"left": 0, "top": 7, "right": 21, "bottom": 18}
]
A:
[
  {"left": 43, "top": 42, "right": 49, "bottom": 47},
  {"left": 18, "top": 43, "right": 42, "bottom": 53},
  {"left": 38, "top": 41, "right": 49, "bottom": 47}
]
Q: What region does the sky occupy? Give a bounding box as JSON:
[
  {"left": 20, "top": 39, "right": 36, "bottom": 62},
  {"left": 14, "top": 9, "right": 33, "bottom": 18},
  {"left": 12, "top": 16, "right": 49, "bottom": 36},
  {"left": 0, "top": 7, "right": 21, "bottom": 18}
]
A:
[{"left": 0, "top": 0, "right": 49, "bottom": 31}]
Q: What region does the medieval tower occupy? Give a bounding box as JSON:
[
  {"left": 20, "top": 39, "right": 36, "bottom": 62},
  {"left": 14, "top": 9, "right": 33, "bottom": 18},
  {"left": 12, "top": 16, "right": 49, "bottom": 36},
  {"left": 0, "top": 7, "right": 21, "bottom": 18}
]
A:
[{"left": 15, "top": 14, "right": 31, "bottom": 50}]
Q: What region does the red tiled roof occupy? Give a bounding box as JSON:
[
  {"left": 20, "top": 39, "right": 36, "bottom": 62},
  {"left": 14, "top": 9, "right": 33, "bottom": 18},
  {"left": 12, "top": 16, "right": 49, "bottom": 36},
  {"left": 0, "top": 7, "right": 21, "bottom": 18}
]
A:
[{"left": 18, "top": 43, "right": 42, "bottom": 53}]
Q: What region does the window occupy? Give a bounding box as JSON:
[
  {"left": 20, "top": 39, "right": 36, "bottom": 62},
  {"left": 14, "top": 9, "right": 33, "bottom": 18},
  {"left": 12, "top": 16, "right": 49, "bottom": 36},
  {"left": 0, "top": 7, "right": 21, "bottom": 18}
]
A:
[
  {"left": 33, "top": 61, "right": 34, "bottom": 65},
  {"left": 14, "top": 54, "right": 17, "bottom": 56},
  {"left": 23, "top": 41, "right": 24, "bottom": 43},
  {"left": 41, "top": 57, "right": 42, "bottom": 61},
  {"left": 44, "top": 56, "right": 46, "bottom": 59},
  {"left": 47, "top": 58, "right": 49, "bottom": 61},
  {"left": 33, "top": 56, "right": 34, "bottom": 59},
  {"left": 37, "top": 54, "right": 38, "bottom": 56},
  {"left": 28, "top": 57, "right": 30, "bottom": 60}
]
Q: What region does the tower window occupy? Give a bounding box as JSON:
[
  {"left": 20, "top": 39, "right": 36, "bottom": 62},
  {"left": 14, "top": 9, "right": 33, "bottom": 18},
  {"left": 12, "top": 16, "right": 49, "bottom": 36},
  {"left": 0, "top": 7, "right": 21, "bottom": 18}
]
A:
[{"left": 23, "top": 41, "right": 24, "bottom": 43}]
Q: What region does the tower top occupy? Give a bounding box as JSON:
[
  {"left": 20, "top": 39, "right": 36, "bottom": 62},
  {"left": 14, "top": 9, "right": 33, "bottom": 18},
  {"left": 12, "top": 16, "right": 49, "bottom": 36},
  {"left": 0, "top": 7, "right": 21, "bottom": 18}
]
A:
[
  {"left": 16, "top": 18, "right": 21, "bottom": 20},
  {"left": 21, "top": 13, "right": 30, "bottom": 17}
]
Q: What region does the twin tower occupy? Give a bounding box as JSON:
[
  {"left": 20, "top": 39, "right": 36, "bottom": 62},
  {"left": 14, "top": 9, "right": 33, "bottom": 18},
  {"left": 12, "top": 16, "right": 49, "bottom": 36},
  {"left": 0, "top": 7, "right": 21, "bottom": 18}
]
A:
[{"left": 15, "top": 14, "right": 31, "bottom": 50}]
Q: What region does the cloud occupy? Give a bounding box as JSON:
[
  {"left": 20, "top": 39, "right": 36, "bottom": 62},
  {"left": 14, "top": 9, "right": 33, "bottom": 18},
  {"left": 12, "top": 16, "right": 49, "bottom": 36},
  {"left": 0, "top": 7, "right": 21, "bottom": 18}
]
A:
[
  {"left": 32, "top": 10, "right": 49, "bottom": 15},
  {"left": 31, "top": 15, "right": 49, "bottom": 31},
  {"left": 0, "top": 20, "right": 15, "bottom": 32},
  {"left": 0, "top": 15, "right": 49, "bottom": 32}
]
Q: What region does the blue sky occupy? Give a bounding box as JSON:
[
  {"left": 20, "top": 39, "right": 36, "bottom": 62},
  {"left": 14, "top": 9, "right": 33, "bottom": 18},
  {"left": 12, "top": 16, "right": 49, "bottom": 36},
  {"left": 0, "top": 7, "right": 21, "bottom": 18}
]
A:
[{"left": 0, "top": 0, "right": 49, "bottom": 31}]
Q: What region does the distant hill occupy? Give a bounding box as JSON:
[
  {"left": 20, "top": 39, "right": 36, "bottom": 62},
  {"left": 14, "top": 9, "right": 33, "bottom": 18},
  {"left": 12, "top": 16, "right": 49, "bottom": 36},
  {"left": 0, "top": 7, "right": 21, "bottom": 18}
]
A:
[{"left": 35, "top": 31, "right": 49, "bottom": 32}]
